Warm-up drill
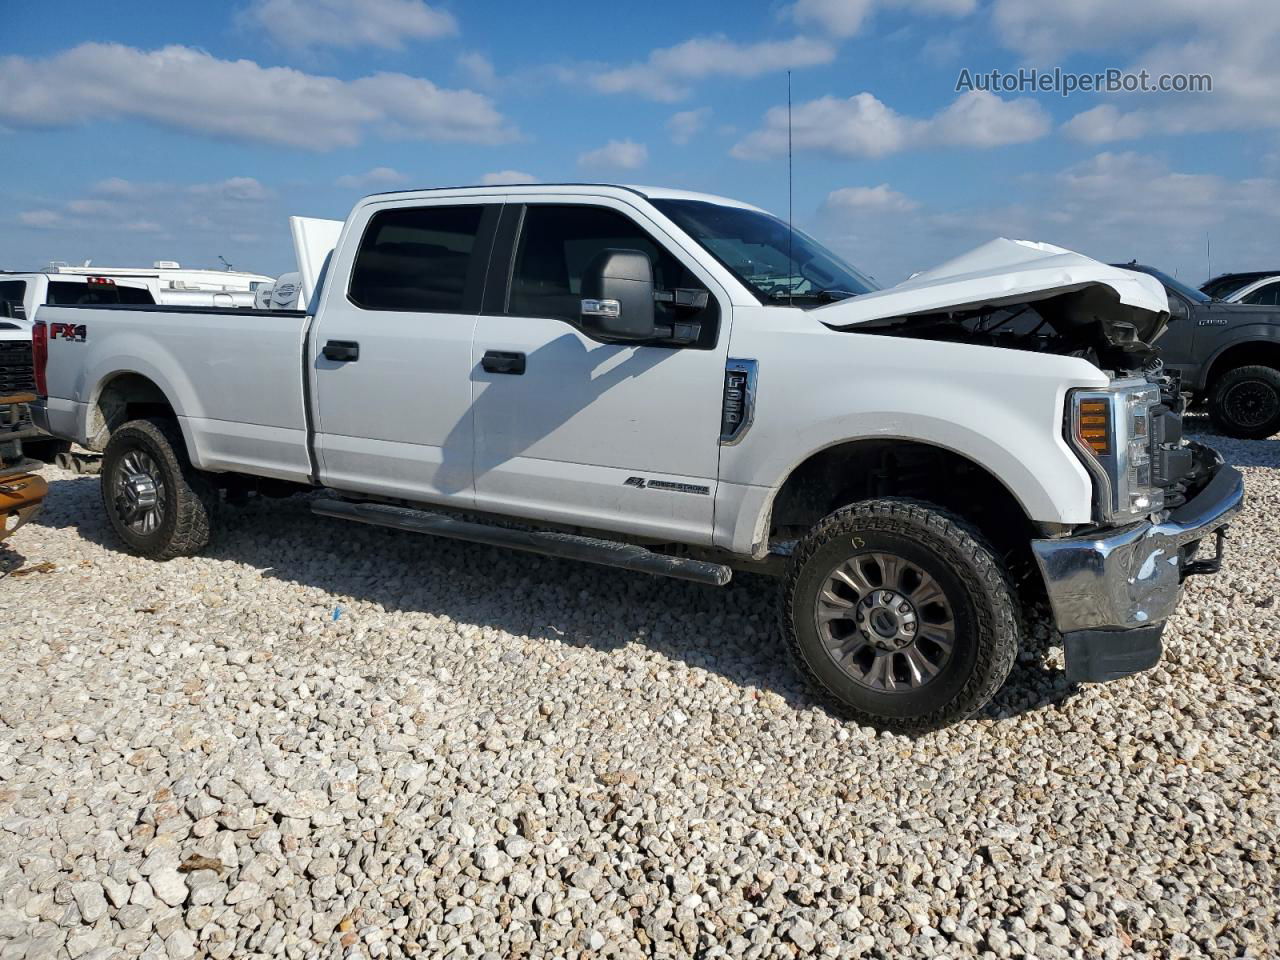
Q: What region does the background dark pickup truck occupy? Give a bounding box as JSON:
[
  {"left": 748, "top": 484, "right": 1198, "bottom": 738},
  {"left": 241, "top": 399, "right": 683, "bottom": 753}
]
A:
[{"left": 1117, "top": 263, "right": 1280, "bottom": 439}]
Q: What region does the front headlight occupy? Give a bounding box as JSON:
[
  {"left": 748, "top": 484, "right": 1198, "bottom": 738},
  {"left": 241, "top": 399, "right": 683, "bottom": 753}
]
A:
[{"left": 1069, "top": 381, "right": 1164, "bottom": 523}]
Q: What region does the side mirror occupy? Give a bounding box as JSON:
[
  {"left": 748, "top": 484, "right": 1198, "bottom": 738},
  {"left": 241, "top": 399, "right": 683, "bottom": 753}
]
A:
[
  {"left": 580, "top": 248, "right": 656, "bottom": 342},
  {"left": 1167, "top": 294, "right": 1190, "bottom": 320}
]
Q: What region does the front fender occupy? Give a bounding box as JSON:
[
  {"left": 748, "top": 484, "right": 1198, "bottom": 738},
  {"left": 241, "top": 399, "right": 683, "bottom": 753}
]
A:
[{"left": 716, "top": 320, "right": 1110, "bottom": 553}]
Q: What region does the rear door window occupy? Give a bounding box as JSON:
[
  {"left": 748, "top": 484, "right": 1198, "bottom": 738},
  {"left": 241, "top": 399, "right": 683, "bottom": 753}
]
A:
[{"left": 349, "top": 205, "right": 487, "bottom": 313}]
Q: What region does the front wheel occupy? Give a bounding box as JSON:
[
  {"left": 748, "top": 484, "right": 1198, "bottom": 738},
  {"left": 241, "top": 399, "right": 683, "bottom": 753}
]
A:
[
  {"left": 1208, "top": 365, "right": 1280, "bottom": 439},
  {"left": 782, "top": 498, "right": 1018, "bottom": 733},
  {"left": 101, "top": 418, "right": 217, "bottom": 560}
]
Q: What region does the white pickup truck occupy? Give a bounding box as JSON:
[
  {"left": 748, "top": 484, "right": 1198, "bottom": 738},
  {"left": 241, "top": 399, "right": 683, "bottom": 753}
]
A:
[{"left": 31, "top": 184, "right": 1243, "bottom": 731}]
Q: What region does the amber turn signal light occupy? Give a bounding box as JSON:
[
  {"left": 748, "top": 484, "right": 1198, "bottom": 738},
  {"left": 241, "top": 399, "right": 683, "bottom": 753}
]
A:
[{"left": 1077, "top": 399, "right": 1111, "bottom": 457}]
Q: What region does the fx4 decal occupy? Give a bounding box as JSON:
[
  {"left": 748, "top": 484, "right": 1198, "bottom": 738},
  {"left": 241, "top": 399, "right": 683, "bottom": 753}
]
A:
[{"left": 50, "top": 322, "right": 87, "bottom": 342}]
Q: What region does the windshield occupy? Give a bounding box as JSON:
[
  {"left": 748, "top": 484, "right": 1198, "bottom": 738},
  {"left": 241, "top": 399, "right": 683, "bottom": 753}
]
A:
[
  {"left": 651, "top": 198, "right": 879, "bottom": 305},
  {"left": 1134, "top": 266, "right": 1211, "bottom": 304}
]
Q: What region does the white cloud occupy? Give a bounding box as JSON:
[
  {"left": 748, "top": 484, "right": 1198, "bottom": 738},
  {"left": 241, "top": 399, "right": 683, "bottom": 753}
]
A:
[
  {"left": 927, "top": 89, "right": 1051, "bottom": 147},
  {"left": 480, "top": 170, "right": 539, "bottom": 185},
  {"left": 825, "top": 184, "right": 920, "bottom": 213},
  {"left": 578, "top": 139, "right": 648, "bottom": 171},
  {"left": 335, "top": 167, "right": 410, "bottom": 189},
  {"left": 588, "top": 36, "right": 835, "bottom": 101},
  {"left": 18, "top": 210, "right": 63, "bottom": 229},
  {"left": 6, "top": 174, "right": 307, "bottom": 275},
  {"left": 789, "top": 0, "right": 876, "bottom": 37},
  {"left": 992, "top": 0, "right": 1202, "bottom": 60},
  {"left": 91, "top": 177, "right": 144, "bottom": 198},
  {"left": 66, "top": 198, "right": 119, "bottom": 216},
  {"left": 814, "top": 151, "right": 1280, "bottom": 286},
  {"left": 994, "top": 0, "right": 1280, "bottom": 137},
  {"left": 789, "top": 0, "right": 977, "bottom": 38},
  {"left": 735, "top": 93, "right": 910, "bottom": 159},
  {"left": 668, "top": 108, "right": 711, "bottom": 145},
  {"left": 15, "top": 176, "right": 285, "bottom": 242},
  {"left": 457, "top": 52, "right": 498, "bottom": 89},
  {"left": 733, "top": 90, "right": 1049, "bottom": 159},
  {"left": 188, "top": 177, "right": 273, "bottom": 202},
  {"left": 0, "top": 43, "right": 516, "bottom": 151},
  {"left": 1060, "top": 105, "right": 1152, "bottom": 143},
  {"left": 240, "top": 0, "right": 456, "bottom": 50},
  {"left": 1051, "top": 152, "right": 1280, "bottom": 233}
]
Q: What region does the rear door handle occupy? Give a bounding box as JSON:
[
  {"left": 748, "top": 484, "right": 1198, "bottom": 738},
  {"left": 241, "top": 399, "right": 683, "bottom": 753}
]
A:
[
  {"left": 481, "top": 350, "right": 525, "bottom": 374},
  {"left": 323, "top": 340, "right": 359, "bottom": 362}
]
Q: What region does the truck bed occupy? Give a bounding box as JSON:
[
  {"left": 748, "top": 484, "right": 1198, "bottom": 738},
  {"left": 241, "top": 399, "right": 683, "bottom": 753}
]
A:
[{"left": 38, "top": 303, "right": 315, "bottom": 484}]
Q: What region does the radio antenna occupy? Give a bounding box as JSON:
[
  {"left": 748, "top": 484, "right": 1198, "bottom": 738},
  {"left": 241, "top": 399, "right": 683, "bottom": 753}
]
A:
[{"left": 787, "top": 70, "right": 794, "bottom": 307}]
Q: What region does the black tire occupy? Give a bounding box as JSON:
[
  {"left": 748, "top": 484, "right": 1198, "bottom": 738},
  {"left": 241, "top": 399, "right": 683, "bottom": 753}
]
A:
[
  {"left": 1208, "top": 365, "right": 1280, "bottom": 439},
  {"left": 101, "top": 418, "right": 217, "bottom": 560},
  {"left": 22, "top": 437, "right": 71, "bottom": 463},
  {"left": 782, "top": 498, "right": 1018, "bottom": 733}
]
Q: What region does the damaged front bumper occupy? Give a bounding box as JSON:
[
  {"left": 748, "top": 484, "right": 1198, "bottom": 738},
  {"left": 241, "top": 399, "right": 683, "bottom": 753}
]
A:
[{"left": 1031, "top": 457, "right": 1244, "bottom": 683}]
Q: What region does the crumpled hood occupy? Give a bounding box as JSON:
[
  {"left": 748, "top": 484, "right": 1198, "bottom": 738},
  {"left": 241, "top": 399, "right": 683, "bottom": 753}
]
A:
[{"left": 819, "top": 238, "right": 1169, "bottom": 326}]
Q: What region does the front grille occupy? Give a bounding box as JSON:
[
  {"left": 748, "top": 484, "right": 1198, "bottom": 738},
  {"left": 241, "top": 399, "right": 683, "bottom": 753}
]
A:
[{"left": 0, "top": 340, "right": 35, "bottom": 394}]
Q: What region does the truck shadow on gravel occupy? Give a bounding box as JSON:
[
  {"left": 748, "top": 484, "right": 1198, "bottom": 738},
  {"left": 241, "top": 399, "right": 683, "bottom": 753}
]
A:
[
  {"left": 36, "top": 474, "right": 1078, "bottom": 732},
  {"left": 1185, "top": 416, "right": 1280, "bottom": 468}
]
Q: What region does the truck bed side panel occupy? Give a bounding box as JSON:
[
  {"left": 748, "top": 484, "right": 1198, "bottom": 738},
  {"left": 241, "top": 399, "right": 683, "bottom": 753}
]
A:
[{"left": 41, "top": 305, "right": 313, "bottom": 483}]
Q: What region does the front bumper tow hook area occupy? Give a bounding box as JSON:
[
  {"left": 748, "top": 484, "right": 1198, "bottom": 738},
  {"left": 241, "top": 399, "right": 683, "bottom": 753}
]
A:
[{"left": 1182, "top": 527, "right": 1226, "bottom": 579}]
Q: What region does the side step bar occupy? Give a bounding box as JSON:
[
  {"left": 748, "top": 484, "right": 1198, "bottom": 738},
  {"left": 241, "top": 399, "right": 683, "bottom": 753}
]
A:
[{"left": 311, "top": 498, "right": 733, "bottom": 586}]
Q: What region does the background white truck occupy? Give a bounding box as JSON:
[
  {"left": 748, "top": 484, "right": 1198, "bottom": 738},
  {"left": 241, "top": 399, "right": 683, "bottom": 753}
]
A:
[
  {"left": 50, "top": 260, "right": 273, "bottom": 297},
  {"left": 31, "top": 184, "right": 1242, "bottom": 730},
  {"left": 1, "top": 272, "right": 159, "bottom": 460}
]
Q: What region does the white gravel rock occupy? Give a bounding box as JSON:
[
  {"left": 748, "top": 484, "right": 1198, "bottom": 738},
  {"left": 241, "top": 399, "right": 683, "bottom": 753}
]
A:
[
  {"left": 1, "top": 428, "right": 1278, "bottom": 959},
  {"left": 148, "top": 869, "right": 187, "bottom": 908}
]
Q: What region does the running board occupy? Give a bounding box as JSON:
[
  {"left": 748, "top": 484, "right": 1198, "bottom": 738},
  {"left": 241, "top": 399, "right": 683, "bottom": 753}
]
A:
[{"left": 311, "top": 499, "right": 733, "bottom": 586}]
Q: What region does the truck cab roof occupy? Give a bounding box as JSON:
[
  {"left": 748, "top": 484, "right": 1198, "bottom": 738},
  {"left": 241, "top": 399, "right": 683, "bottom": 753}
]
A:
[{"left": 361, "top": 182, "right": 766, "bottom": 212}]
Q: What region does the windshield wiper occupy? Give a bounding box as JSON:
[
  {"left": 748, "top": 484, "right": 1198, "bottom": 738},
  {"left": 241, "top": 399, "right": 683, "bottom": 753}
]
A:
[{"left": 767, "top": 288, "right": 858, "bottom": 303}]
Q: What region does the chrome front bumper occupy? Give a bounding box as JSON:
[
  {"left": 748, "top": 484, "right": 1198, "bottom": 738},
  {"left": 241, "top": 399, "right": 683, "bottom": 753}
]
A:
[{"left": 1032, "top": 460, "right": 1243, "bottom": 648}]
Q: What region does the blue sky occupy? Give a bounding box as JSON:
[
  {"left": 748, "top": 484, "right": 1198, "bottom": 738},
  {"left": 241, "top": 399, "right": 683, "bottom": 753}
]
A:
[{"left": 2, "top": 0, "right": 1277, "bottom": 285}]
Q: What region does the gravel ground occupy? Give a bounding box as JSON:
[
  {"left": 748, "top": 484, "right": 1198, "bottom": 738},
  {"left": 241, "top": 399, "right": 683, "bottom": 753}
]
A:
[{"left": 1, "top": 423, "right": 1277, "bottom": 960}]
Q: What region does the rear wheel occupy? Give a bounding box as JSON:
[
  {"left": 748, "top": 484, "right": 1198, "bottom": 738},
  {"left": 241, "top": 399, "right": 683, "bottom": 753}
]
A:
[
  {"left": 1208, "top": 364, "right": 1280, "bottom": 439},
  {"left": 782, "top": 498, "right": 1018, "bottom": 733},
  {"left": 101, "top": 418, "right": 216, "bottom": 559}
]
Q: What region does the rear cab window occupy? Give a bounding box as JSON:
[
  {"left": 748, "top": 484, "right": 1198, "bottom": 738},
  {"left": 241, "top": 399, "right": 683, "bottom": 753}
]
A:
[
  {"left": 46, "top": 281, "right": 155, "bottom": 306},
  {"left": 0, "top": 281, "right": 27, "bottom": 320}
]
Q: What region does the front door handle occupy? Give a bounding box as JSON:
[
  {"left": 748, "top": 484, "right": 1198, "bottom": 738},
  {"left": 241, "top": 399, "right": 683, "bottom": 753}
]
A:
[
  {"left": 481, "top": 350, "right": 526, "bottom": 375},
  {"left": 323, "top": 340, "right": 359, "bottom": 362}
]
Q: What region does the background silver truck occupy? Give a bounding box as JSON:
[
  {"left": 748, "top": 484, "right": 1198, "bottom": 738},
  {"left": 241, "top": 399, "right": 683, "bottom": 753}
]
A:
[{"left": 31, "top": 184, "right": 1242, "bottom": 731}]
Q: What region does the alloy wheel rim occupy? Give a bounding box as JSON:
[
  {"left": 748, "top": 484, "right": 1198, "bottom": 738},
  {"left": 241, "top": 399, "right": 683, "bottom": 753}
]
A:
[
  {"left": 1223, "top": 380, "right": 1279, "bottom": 429},
  {"left": 114, "top": 450, "right": 166, "bottom": 535},
  {"left": 814, "top": 550, "right": 956, "bottom": 692}
]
